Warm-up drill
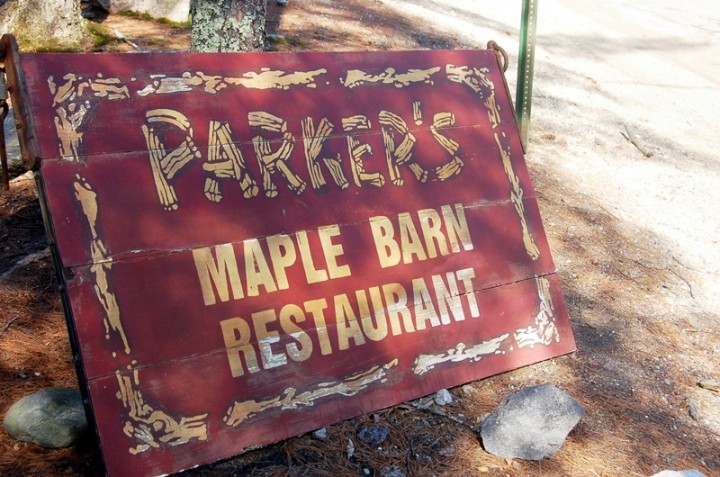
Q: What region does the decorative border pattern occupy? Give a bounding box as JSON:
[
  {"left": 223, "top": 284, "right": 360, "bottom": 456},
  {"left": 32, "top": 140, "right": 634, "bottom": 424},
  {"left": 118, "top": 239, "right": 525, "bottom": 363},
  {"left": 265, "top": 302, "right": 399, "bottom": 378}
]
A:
[
  {"left": 73, "top": 173, "right": 210, "bottom": 454},
  {"left": 48, "top": 74, "right": 130, "bottom": 161},
  {"left": 72, "top": 174, "right": 130, "bottom": 355},
  {"left": 57, "top": 55, "right": 556, "bottom": 457},
  {"left": 137, "top": 68, "right": 328, "bottom": 97},
  {"left": 446, "top": 64, "right": 541, "bottom": 260},
  {"left": 341, "top": 66, "right": 440, "bottom": 89},
  {"left": 412, "top": 335, "right": 510, "bottom": 376},
  {"left": 224, "top": 359, "right": 399, "bottom": 427},
  {"left": 514, "top": 276, "right": 560, "bottom": 348},
  {"left": 116, "top": 363, "right": 209, "bottom": 455},
  {"left": 411, "top": 276, "right": 559, "bottom": 376}
]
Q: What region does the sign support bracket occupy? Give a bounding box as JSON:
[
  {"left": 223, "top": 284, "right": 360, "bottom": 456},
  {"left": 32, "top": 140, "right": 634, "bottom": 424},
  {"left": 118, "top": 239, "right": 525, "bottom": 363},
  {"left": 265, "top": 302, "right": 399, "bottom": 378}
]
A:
[
  {"left": 0, "top": 34, "right": 41, "bottom": 176},
  {"left": 516, "top": 0, "right": 539, "bottom": 151}
]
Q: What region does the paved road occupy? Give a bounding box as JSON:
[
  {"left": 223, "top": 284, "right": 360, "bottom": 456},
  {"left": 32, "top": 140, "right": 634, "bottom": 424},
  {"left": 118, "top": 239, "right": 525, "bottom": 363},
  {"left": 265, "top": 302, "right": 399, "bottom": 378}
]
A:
[
  {"left": 532, "top": 0, "right": 720, "bottom": 311},
  {"left": 386, "top": 0, "right": 720, "bottom": 312}
]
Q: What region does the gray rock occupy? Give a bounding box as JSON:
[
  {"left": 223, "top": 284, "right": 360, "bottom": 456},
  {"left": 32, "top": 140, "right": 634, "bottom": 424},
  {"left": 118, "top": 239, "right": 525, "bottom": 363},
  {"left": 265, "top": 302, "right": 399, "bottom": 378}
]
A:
[
  {"left": 381, "top": 466, "right": 406, "bottom": 477},
  {"left": 651, "top": 471, "right": 707, "bottom": 477},
  {"left": 266, "top": 33, "right": 287, "bottom": 43},
  {"left": 312, "top": 427, "right": 327, "bottom": 441},
  {"left": 686, "top": 397, "right": 701, "bottom": 420},
  {"left": 89, "top": 0, "right": 110, "bottom": 12},
  {"left": 3, "top": 388, "right": 87, "bottom": 448},
  {"left": 357, "top": 424, "right": 390, "bottom": 446},
  {"left": 108, "top": 0, "right": 191, "bottom": 23},
  {"left": 4, "top": 109, "right": 22, "bottom": 164},
  {"left": 434, "top": 388, "right": 454, "bottom": 406},
  {"left": 480, "top": 384, "right": 584, "bottom": 460}
]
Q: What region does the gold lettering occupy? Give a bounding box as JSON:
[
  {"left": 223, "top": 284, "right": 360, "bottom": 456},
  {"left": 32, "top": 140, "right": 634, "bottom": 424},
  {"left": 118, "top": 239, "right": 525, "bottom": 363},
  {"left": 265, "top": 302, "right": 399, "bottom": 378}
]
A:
[
  {"left": 204, "top": 120, "right": 259, "bottom": 202},
  {"left": 302, "top": 117, "right": 349, "bottom": 190},
  {"left": 382, "top": 283, "right": 415, "bottom": 335},
  {"left": 412, "top": 100, "right": 423, "bottom": 125},
  {"left": 430, "top": 112, "right": 464, "bottom": 181},
  {"left": 456, "top": 268, "right": 480, "bottom": 318},
  {"left": 244, "top": 239, "right": 278, "bottom": 296},
  {"left": 356, "top": 288, "right": 388, "bottom": 342},
  {"left": 220, "top": 317, "right": 260, "bottom": 377},
  {"left": 432, "top": 272, "right": 464, "bottom": 324},
  {"left": 252, "top": 309, "right": 287, "bottom": 369},
  {"left": 296, "top": 231, "right": 329, "bottom": 284},
  {"left": 142, "top": 109, "right": 201, "bottom": 211},
  {"left": 279, "top": 304, "right": 313, "bottom": 362},
  {"left": 418, "top": 208, "right": 449, "bottom": 259},
  {"left": 398, "top": 212, "right": 428, "bottom": 264},
  {"left": 249, "top": 111, "right": 305, "bottom": 197},
  {"left": 379, "top": 110, "right": 426, "bottom": 186},
  {"left": 442, "top": 203, "right": 474, "bottom": 253},
  {"left": 343, "top": 115, "right": 385, "bottom": 188},
  {"left": 369, "top": 216, "right": 400, "bottom": 268},
  {"left": 303, "top": 298, "right": 333, "bottom": 355},
  {"left": 318, "top": 224, "right": 351, "bottom": 279},
  {"left": 266, "top": 234, "right": 296, "bottom": 290},
  {"left": 412, "top": 277, "right": 441, "bottom": 330},
  {"left": 193, "top": 244, "right": 244, "bottom": 306},
  {"left": 335, "top": 293, "right": 366, "bottom": 351}
]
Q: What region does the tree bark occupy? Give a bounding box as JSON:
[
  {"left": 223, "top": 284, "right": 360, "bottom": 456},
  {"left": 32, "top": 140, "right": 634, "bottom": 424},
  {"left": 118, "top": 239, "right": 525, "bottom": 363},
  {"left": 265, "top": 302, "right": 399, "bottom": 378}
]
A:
[
  {"left": 0, "top": 0, "right": 84, "bottom": 51},
  {"left": 190, "top": 0, "right": 266, "bottom": 52}
]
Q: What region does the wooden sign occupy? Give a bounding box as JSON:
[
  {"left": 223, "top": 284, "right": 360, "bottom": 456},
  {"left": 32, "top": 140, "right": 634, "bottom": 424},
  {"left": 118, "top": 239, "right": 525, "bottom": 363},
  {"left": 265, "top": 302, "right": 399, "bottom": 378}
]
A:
[{"left": 14, "top": 46, "right": 575, "bottom": 476}]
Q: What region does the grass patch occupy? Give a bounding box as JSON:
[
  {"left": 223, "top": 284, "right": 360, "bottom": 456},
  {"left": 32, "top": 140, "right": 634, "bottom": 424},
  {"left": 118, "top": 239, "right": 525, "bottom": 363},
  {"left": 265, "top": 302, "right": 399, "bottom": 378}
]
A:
[
  {"left": 118, "top": 9, "right": 154, "bottom": 21},
  {"left": 21, "top": 41, "right": 82, "bottom": 53},
  {"left": 266, "top": 34, "right": 308, "bottom": 51},
  {"left": 118, "top": 10, "right": 191, "bottom": 28},
  {"left": 85, "top": 21, "right": 121, "bottom": 49},
  {"left": 146, "top": 38, "right": 169, "bottom": 47},
  {"left": 14, "top": 28, "right": 81, "bottom": 53},
  {"left": 16, "top": 21, "right": 124, "bottom": 52}
]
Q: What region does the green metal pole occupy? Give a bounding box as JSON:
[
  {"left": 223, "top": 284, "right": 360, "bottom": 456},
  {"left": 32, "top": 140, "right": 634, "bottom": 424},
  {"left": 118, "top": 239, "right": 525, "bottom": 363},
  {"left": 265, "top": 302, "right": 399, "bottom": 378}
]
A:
[{"left": 516, "top": 0, "right": 538, "bottom": 151}]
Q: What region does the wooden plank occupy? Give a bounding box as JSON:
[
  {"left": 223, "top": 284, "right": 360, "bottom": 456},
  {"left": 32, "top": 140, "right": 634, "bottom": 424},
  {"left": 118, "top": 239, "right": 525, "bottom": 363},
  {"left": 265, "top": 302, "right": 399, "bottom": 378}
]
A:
[
  {"left": 63, "top": 199, "right": 555, "bottom": 381},
  {"left": 18, "top": 48, "right": 575, "bottom": 477}
]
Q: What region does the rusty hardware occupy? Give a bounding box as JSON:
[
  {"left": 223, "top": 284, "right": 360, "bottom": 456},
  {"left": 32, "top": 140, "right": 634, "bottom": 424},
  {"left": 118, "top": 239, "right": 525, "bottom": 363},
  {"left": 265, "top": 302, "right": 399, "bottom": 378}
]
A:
[
  {"left": 1, "top": 66, "right": 9, "bottom": 191},
  {"left": 487, "top": 40, "right": 509, "bottom": 73},
  {"left": 0, "top": 65, "right": 6, "bottom": 100},
  {"left": 0, "top": 34, "right": 40, "bottom": 173}
]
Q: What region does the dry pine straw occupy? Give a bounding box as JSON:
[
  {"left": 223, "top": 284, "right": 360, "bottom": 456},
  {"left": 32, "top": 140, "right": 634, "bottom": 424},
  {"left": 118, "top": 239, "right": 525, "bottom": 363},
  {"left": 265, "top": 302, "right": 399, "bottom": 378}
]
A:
[
  {"left": 0, "top": 262, "right": 710, "bottom": 477},
  {"left": 0, "top": 264, "right": 95, "bottom": 476},
  {"left": 2, "top": 8, "right": 720, "bottom": 474},
  {"left": 0, "top": 169, "right": 717, "bottom": 477},
  {"left": 0, "top": 219, "right": 655, "bottom": 477}
]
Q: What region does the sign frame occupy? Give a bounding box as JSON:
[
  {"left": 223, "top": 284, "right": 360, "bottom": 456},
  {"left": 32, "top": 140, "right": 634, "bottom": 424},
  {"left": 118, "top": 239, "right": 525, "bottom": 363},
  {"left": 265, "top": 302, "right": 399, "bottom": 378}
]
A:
[{"left": 1, "top": 35, "right": 575, "bottom": 477}]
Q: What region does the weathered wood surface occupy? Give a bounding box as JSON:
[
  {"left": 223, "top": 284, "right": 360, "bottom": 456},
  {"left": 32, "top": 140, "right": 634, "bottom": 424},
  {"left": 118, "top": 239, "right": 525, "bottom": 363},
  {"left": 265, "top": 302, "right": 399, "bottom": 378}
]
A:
[{"left": 19, "top": 48, "right": 575, "bottom": 477}]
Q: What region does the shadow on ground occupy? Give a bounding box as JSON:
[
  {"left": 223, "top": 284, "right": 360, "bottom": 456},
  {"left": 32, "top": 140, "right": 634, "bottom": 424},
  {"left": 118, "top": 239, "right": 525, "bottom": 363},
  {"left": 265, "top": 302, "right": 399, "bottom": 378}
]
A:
[{"left": 1, "top": 2, "right": 718, "bottom": 476}]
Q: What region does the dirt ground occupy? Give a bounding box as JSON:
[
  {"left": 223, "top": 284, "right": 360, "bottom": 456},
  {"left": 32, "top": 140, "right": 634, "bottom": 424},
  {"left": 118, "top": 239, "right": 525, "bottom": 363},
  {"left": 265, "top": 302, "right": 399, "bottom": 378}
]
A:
[{"left": 1, "top": 1, "right": 719, "bottom": 476}]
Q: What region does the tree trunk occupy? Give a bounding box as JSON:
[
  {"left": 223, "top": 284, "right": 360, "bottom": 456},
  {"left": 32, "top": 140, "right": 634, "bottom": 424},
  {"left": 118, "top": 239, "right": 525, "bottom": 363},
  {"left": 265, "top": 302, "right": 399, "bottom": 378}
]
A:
[
  {"left": 0, "top": 0, "right": 84, "bottom": 51},
  {"left": 190, "top": 0, "right": 266, "bottom": 52}
]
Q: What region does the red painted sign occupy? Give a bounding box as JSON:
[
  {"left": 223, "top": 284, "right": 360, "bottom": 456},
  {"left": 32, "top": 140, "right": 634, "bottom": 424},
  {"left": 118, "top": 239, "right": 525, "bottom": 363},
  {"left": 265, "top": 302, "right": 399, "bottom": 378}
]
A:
[{"left": 17, "top": 48, "right": 574, "bottom": 476}]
